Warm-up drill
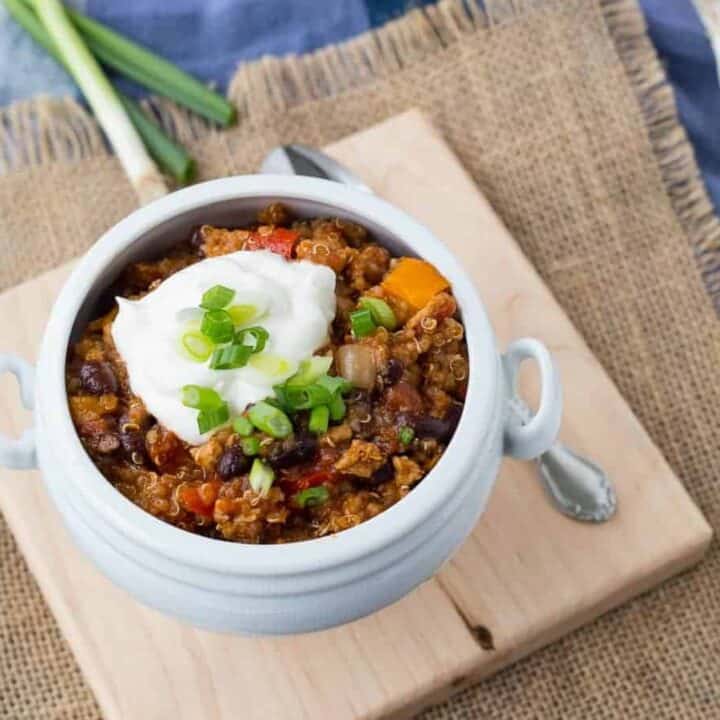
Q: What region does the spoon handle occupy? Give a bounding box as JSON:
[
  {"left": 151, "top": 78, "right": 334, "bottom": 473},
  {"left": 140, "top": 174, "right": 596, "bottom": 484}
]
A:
[{"left": 508, "top": 398, "right": 617, "bottom": 522}]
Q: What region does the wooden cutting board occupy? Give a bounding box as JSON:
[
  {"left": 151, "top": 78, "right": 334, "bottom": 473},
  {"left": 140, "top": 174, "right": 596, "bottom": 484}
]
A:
[{"left": 0, "top": 110, "right": 711, "bottom": 720}]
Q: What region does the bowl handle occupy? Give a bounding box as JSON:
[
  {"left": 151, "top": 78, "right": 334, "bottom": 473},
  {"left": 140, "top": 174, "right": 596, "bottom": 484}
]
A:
[
  {"left": 501, "top": 338, "right": 562, "bottom": 460},
  {"left": 0, "top": 354, "right": 37, "bottom": 470}
]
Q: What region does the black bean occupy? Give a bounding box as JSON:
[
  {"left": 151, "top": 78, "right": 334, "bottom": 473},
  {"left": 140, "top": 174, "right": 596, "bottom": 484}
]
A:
[
  {"left": 268, "top": 433, "right": 318, "bottom": 470},
  {"left": 96, "top": 433, "right": 120, "bottom": 454},
  {"left": 403, "top": 403, "right": 464, "bottom": 443},
  {"left": 79, "top": 361, "right": 117, "bottom": 395},
  {"left": 217, "top": 446, "right": 252, "bottom": 480},
  {"left": 384, "top": 358, "right": 403, "bottom": 386},
  {"left": 119, "top": 429, "right": 147, "bottom": 464},
  {"left": 370, "top": 460, "right": 394, "bottom": 485}
]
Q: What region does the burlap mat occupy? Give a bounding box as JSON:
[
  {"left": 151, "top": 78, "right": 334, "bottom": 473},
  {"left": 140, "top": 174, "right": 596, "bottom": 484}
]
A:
[{"left": 2, "top": 0, "right": 719, "bottom": 717}]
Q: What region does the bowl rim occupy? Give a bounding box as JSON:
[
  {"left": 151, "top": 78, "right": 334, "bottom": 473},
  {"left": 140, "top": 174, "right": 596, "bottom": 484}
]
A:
[{"left": 37, "top": 175, "right": 499, "bottom": 575}]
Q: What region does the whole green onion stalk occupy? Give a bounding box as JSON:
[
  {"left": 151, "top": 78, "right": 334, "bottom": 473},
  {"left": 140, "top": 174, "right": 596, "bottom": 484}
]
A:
[
  {"left": 3, "top": 0, "right": 194, "bottom": 185},
  {"left": 30, "top": 0, "right": 167, "bottom": 203}
]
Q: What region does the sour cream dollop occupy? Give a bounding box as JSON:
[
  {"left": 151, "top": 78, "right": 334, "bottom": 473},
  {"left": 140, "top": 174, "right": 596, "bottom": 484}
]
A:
[{"left": 112, "top": 250, "right": 336, "bottom": 444}]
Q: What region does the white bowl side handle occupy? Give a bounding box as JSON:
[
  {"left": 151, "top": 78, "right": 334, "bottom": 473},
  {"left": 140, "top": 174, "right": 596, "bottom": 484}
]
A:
[
  {"left": 501, "top": 338, "right": 562, "bottom": 460},
  {"left": 0, "top": 354, "right": 37, "bottom": 470}
]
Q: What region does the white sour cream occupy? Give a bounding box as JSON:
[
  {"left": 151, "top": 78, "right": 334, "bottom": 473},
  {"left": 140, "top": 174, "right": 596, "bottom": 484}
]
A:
[{"left": 112, "top": 250, "right": 336, "bottom": 444}]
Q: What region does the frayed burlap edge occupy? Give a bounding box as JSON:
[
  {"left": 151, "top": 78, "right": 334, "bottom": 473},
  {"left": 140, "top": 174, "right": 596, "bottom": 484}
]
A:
[{"left": 0, "top": 0, "right": 718, "bottom": 308}]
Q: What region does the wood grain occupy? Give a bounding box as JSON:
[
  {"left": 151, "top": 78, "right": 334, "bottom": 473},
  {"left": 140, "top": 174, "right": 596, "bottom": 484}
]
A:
[{"left": 0, "top": 110, "right": 711, "bottom": 719}]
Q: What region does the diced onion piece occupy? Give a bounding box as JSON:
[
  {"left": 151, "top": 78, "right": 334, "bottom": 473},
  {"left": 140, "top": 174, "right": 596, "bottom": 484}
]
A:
[
  {"left": 336, "top": 344, "right": 376, "bottom": 390},
  {"left": 249, "top": 458, "right": 275, "bottom": 496}
]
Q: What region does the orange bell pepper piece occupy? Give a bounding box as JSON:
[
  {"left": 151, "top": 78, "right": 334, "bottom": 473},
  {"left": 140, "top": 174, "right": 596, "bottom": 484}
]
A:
[{"left": 381, "top": 258, "right": 449, "bottom": 310}]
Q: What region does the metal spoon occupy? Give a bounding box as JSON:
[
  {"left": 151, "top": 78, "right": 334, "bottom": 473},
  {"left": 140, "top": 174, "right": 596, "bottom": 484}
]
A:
[{"left": 260, "top": 144, "right": 617, "bottom": 523}]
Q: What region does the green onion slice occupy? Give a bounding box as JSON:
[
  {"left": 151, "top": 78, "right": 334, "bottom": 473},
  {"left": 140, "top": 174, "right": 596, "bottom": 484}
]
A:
[
  {"left": 209, "top": 343, "right": 252, "bottom": 370},
  {"left": 399, "top": 425, "right": 415, "bottom": 445},
  {"left": 350, "top": 308, "right": 376, "bottom": 338},
  {"left": 282, "top": 384, "right": 332, "bottom": 411},
  {"left": 249, "top": 458, "right": 275, "bottom": 496},
  {"left": 200, "top": 284, "right": 235, "bottom": 310},
  {"left": 232, "top": 415, "right": 254, "bottom": 436},
  {"left": 180, "top": 330, "right": 213, "bottom": 362},
  {"left": 309, "top": 405, "right": 330, "bottom": 434},
  {"left": 197, "top": 403, "right": 229, "bottom": 434},
  {"left": 201, "top": 309, "right": 234, "bottom": 343},
  {"left": 181, "top": 384, "right": 224, "bottom": 411},
  {"left": 294, "top": 486, "right": 330, "bottom": 508},
  {"left": 315, "top": 374, "right": 353, "bottom": 396},
  {"left": 359, "top": 297, "right": 397, "bottom": 330},
  {"left": 247, "top": 401, "right": 293, "bottom": 439},
  {"left": 241, "top": 436, "right": 260, "bottom": 456},
  {"left": 236, "top": 326, "right": 269, "bottom": 353},
  {"left": 328, "top": 393, "right": 346, "bottom": 422},
  {"left": 286, "top": 356, "right": 333, "bottom": 387},
  {"left": 227, "top": 304, "right": 258, "bottom": 326},
  {"left": 249, "top": 353, "right": 294, "bottom": 379}
]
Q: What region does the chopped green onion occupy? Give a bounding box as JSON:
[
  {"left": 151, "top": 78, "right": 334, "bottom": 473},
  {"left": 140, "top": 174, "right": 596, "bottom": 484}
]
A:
[
  {"left": 399, "top": 426, "right": 415, "bottom": 445},
  {"left": 249, "top": 458, "right": 274, "bottom": 496},
  {"left": 201, "top": 309, "right": 234, "bottom": 343},
  {"left": 241, "top": 436, "right": 260, "bottom": 456},
  {"left": 328, "top": 393, "right": 346, "bottom": 422},
  {"left": 200, "top": 284, "right": 235, "bottom": 310},
  {"left": 197, "top": 403, "right": 229, "bottom": 434},
  {"left": 350, "top": 308, "right": 376, "bottom": 338},
  {"left": 286, "top": 356, "right": 333, "bottom": 387},
  {"left": 359, "top": 297, "right": 398, "bottom": 330},
  {"left": 181, "top": 384, "right": 223, "bottom": 411},
  {"left": 294, "top": 486, "right": 330, "bottom": 508},
  {"left": 65, "top": 6, "right": 236, "bottom": 127},
  {"left": 315, "top": 374, "right": 353, "bottom": 396},
  {"left": 247, "top": 401, "right": 293, "bottom": 439},
  {"left": 180, "top": 330, "right": 213, "bottom": 362},
  {"left": 282, "top": 384, "right": 332, "bottom": 411},
  {"left": 309, "top": 405, "right": 330, "bottom": 434},
  {"left": 232, "top": 416, "right": 254, "bottom": 437},
  {"left": 249, "top": 353, "right": 294, "bottom": 378},
  {"left": 236, "top": 326, "right": 269, "bottom": 353},
  {"left": 227, "top": 304, "right": 258, "bottom": 326},
  {"left": 209, "top": 343, "right": 252, "bottom": 370}
]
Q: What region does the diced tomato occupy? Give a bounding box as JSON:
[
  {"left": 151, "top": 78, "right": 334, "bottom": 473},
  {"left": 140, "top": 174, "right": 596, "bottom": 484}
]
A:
[
  {"left": 178, "top": 481, "right": 221, "bottom": 519},
  {"left": 280, "top": 469, "right": 337, "bottom": 494},
  {"left": 245, "top": 228, "right": 299, "bottom": 259}
]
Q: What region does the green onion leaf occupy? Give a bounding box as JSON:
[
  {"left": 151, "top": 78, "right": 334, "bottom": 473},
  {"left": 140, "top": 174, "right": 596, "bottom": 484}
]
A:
[
  {"left": 359, "top": 297, "right": 398, "bottom": 330},
  {"left": 241, "top": 436, "right": 260, "bottom": 456},
  {"left": 247, "top": 401, "right": 293, "bottom": 439},
  {"left": 236, "top": 326, "right": 269, "bottom": 354},
  {"left": 328, "top": 393, "right": 347, "bottom": 422},
  {"left": 282, "top": 384, "right": 332, "bottom": 410},
  {"left": 197, "top": 403, "right": 229, "bottom": 434},
  {"left": 209, "top": 343, "right": 252, "bottom": 370},
  {"left": 249, "top": 458, "right": 274, "bottom": 496},
  {"left": 308, "top": 405, "right": 330, "bottom": 434},
  {"left": 200, "top": 284, "right": 235, "bottom": 310},
  {"left": 227, "top": 304, "right": 258, "bottom": 326},
  {"left": 286, "top": 356, "right": 333, "bottom": 387},
  {"left": 232, "top": 416, "right": 254, "bottom": 437},
  {"left": 201, "top": 309, "right": 234, "bottom": 343},
  {"left": 350, "top": 308, "right": 376, "bottom": 338},
  {"left": 180, "top": 330, "right": 213, "bottom": 362},
  {"left": 294, "top": 486, "right": 330, "bottom": 509},
  {"left": 65, "top": 6, "right": 236, "bottom": 127},
  {"left": 399, "top": 426, "right": 415, "bottom": 445},
  {"left": 181, "top": 385, "right": 223, "bottom": 410}
]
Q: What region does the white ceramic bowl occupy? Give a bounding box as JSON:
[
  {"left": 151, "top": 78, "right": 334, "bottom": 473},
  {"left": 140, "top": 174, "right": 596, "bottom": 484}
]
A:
[{"left": 0, "top": 176, "right": 562, "bottom": 635}]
